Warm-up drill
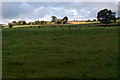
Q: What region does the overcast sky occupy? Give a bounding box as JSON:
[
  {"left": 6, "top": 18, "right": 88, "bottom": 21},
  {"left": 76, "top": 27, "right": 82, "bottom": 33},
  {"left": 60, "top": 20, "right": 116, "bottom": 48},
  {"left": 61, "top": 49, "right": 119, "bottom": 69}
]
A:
[{"left": 2, "top": 2, "right": 118, "bottom": 24}]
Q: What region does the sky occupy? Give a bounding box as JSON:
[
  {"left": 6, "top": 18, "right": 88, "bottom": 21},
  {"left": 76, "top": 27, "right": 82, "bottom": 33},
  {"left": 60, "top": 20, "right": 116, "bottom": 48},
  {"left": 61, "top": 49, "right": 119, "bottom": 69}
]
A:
[{"left": 1, "top": 2, "right": 118, "bottom": 24}]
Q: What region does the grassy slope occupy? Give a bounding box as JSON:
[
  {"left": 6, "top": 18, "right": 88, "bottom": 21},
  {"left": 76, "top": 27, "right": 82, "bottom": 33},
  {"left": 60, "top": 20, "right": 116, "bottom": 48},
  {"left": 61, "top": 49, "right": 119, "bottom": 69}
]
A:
[{"left": 2, "top": 26, "right": 118, "bottom": 78}]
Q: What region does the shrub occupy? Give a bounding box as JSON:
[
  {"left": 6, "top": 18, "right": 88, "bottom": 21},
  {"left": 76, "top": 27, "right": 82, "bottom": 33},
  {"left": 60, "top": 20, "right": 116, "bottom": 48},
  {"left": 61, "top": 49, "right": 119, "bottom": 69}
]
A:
[{"left": 8, "top": 23, "right": 13, "bottom": 28}]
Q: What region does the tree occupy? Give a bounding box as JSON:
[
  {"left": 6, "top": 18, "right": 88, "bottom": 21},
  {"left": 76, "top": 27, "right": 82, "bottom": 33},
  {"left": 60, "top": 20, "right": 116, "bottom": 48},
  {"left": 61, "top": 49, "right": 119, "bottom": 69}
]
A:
[
  {"left": 23, "top": 21, "right": 26, "bottom": 25},
  {"left": 51, "top": 16, "right": 57, "bottom": 22},
  {"left": 118, "top": 17, "right": 120, "bottom": 23},
  {"left": 20, "top": 21, "right": 24, "bottom": 25},
  {"left": 112, "top": 16, "right": 117, "bottom": 23},
  {"left": 87, "top": 19, "right": 91, "bottom": 22},
  {"left": 56, "top": 19, "right": 62, "bottom": 24},
  {"left": 16, "top": 21, "right": 21, "bottom": 25},
  {"left": 40, "top": 21, "right": 44, "bottom": 24},
  {"left": 20, "top": 21, "right": 26, "bottom": 25},
  {"left": 27, "top": 22, "right": 30, "bottom": 25},
  {"left": 11, "top": 21, "right": 16, "bottom": 23},
  {"left": 37, "top": 20, "right": 40, "bottom": 24},
  {"left": 8, "top": 23, "right": 13, "bottom": 28},
  {"left": 62, "top": 21, "right": 66, "bottom": 24},
  {"left": 97, "top": 9, "right": 116, "bottom": 26},
  {"left": 30, "top": 22, "right": 33, "bottom": 25},
  {"left": 93, "top": 19, "right": 97, "bottom": 22},
  {"left": 34, "top": 21, "right": 37, "bottom": 25},
  {"left": 63, "top": 16, "right": 68, "bottom": 22},
  {"left": 11, "top": 21, "right": 16, "bottom": 26},
  {"left": 44, "top": 21, "right": 47, "bottom": 24}
]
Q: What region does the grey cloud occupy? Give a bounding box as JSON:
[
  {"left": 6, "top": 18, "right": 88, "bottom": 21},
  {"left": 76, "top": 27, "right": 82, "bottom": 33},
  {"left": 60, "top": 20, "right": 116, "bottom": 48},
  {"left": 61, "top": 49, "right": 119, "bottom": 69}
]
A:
[{"left": 2, "top": 2, "right": 118, "bottom": 24}]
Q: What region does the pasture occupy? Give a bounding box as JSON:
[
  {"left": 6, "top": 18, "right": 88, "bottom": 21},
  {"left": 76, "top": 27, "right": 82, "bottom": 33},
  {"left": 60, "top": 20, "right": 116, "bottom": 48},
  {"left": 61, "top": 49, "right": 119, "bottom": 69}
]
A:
[{"left": 2, "top": 25, "right": 118, "bottom": 78}]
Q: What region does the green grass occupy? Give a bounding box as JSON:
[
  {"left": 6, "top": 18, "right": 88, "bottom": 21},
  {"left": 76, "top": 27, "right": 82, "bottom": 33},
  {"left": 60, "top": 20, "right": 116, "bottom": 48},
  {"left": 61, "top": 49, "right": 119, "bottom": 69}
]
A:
[
  {"left": 2, "top": 26, "right": 118, "bottom": 78},
  {"left": 4, "top": 25, "right": 117, "bottom": 31}
]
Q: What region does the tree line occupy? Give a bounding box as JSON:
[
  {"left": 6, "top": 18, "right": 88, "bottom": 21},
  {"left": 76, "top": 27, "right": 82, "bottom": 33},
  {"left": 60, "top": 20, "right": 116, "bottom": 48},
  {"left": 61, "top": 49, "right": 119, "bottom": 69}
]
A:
[
  {"left": 8, "top": 9, "right": 118, "bottom": 28},
  {"left": 8, "top": 16, "right": 68, "bottom": 28}
]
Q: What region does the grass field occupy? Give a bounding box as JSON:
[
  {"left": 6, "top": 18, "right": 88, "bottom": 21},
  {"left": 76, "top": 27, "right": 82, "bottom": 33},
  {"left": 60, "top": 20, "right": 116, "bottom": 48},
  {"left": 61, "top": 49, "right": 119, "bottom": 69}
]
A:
[{"left": 2, "top": 25, "right": 118, "bottom": 78}]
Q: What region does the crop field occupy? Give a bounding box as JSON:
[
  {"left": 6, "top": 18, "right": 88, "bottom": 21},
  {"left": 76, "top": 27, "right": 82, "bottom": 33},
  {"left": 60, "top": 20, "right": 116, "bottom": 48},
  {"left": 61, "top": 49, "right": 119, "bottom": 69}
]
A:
[
  {"left": 2, "top": 25, "right": 118, "bottom": 78},
  {"left": 67, "top": 21, "right": 100, "bottom": 24}
]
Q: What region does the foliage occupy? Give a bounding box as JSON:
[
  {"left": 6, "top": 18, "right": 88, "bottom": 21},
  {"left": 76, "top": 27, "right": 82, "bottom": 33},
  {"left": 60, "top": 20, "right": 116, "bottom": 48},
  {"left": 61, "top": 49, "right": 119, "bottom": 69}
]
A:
[
  {"left": 20, "top": 21, "right": 26, "bottom": 25},
  {"left": 11, "top": 21, "right": 16, "bottom": 23},
  {"left": 87, "top": 19, "right": 91, "bottom": 22},
  {"left": 51, "top": 16, "right": 57, "bottom": 22},
  {"left": 55, "top": 19, "right": 63, "bottom": 24},
  {"left": 93, "top": 19, "right": 97, "bottom": 22},
  {"left": 30, "top": 22, "right": 34, "bottom": 25},
  {"left": 63, "top": 16, "right": 68, "bottom": 22},
  {"left": 34, "top": 21, "right": 37, "bottom": 25},
  {"left": 55, "top": 16, "right": 68, "bottom": 24},
  {"left": 16, "top": 21, "right": 26, "bottom": 25},
  {"left": 16, "top": 21, "right": 21, "bottom": 25},
  {"left": 97, "top": 9, "right": 116, "bottom": 26},
  {"left": 8, "top": 23, "right": 13, "bottom": 28},
  {"left": 10, "top": 16, "right": 68, "bottom": 25}
]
